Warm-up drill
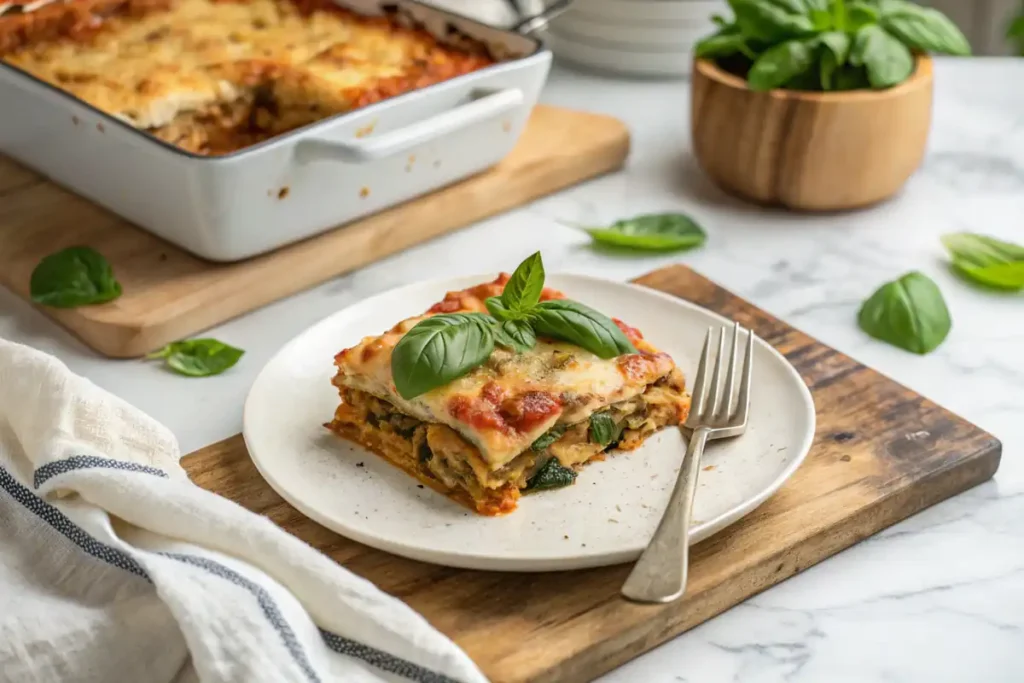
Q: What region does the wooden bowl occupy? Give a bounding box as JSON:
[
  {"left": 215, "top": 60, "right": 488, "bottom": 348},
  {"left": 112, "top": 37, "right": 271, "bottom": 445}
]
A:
[{"left": 690, "top": 56, "right": 934, "bottom": 211}]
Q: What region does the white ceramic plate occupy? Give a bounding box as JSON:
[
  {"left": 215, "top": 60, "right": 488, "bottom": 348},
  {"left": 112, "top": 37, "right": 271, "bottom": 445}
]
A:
[{"left": 243, "top": 274, "right": 816, "bottom": 572}]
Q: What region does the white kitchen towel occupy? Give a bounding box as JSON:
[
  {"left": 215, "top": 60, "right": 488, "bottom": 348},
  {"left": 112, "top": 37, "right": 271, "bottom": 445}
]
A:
[{"left": 0, "top": 338, "right": 488, "bottom": 683}]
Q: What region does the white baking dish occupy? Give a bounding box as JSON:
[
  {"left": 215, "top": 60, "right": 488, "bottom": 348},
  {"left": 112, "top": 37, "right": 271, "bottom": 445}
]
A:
[{"left": 0, "top": 0, "right": 554, "bottom": 261}]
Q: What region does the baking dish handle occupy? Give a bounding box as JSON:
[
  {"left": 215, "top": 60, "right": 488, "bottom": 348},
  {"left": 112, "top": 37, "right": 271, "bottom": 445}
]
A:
[{"left": 298, "top": 88, "right": 524, "bottom": 163}]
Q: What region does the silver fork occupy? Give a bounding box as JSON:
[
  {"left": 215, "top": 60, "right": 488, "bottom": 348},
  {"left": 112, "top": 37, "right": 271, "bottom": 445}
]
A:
[{"left": 621, "top": 322, "right": 754, "bottom": 604}]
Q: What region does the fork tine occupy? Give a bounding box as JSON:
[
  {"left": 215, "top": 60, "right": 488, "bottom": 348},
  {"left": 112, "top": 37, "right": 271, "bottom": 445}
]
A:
[
  {"left": 704, "top": 326, "right": 726, "bottom": 420},
  {"left": 716, "top": 322, "right": 740, "bottom": 421},
  {"left": 734, "top": 328, "right": 754, "bottom": 423},
  {"left": 689, "top": 327, "right": 713, "bottom": 418}
]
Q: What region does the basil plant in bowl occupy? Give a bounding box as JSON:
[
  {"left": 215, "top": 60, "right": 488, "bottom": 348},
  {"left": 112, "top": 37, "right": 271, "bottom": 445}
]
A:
[{"left": 689, "top": 0, "right": 970, "bottom": 212}]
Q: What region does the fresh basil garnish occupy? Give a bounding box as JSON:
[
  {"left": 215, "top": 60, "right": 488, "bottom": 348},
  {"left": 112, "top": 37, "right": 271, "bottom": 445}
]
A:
[
  {"left": 492, "top": 319, "right": 537, "bottom": 353},
  {"left": 582, "top": 213, "right": 707, "bottom": 252},
  {"left": 857, "top": 271, "right": 951, "bottom": 354},
  {"left": 391, "top": 313, "right": 495, "bottom": 399},
  {"left": 849, "top": 24, "right": 913, "bottom": 89},
  {"left": 589, "top": 413, "right": 624, "bottom": 448},
  {"left": 501, "top": 251, "right": 545, "bottom": 312},
  {"left": 30, "top": 246, "right": 122, "bottom": 308},
  {"left": 485, "top": 296, "right": 518, "bottom": 321},
  {"left": 525, "top": 457, "right": 577, "bottom": 491},
  {"left": 146, "top": 338, "right": 244, "bottom": 377},
  {"left": 531, "top": 300, "right": 637, "bottom": 359},
  {"left": 941, "top": 233, "right": 1024, "bottom": 291},
  {"left": 393, "top": 253, "right": 639, "bottom": 398},
  {"left": 531, "top": 424, "right": 566, "bottom": 452}
]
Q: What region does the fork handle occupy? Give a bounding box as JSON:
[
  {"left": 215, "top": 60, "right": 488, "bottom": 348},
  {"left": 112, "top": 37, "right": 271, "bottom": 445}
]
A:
[{"left": 620, "top": 426, "right": 710, "bottom": 604}]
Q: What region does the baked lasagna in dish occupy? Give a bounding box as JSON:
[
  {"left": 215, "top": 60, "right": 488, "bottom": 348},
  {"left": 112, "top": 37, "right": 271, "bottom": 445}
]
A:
[
  {"left": 328, "top": 260, "right": 691, "bottom": 516},
  {"left": 0, "top": 0, "right": 495, "bottom": 155}
]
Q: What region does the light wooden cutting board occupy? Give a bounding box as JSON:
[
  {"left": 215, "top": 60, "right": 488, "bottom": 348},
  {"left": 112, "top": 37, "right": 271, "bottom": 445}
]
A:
[
  {"left": 181, "top": 264, "right": 1002, "bottom": 683},
  {"left": 0, "top": 104, "right": 629, "bottom": 358}
]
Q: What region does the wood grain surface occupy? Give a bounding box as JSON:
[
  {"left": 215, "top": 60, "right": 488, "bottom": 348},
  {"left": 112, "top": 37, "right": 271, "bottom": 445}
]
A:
[
  {"left": 0, "top": 105, "right": 629, "bottom": 358},
  {"left": 181, "top": 264, "right": 1001, "bottom": 683},
  {"left": 690, "top": 57, "right": 933, "bottom": 211}
]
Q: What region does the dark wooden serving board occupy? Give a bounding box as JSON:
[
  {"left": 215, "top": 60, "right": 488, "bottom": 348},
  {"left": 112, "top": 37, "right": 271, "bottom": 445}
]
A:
[{"left": 181, "top": 264, "right": 1001, "bottom": 683}]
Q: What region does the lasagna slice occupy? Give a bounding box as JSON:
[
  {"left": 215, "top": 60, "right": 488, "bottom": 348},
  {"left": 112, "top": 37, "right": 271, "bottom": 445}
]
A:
[{"left": 328, "top": 274, "right": 690, "bottom": 515}]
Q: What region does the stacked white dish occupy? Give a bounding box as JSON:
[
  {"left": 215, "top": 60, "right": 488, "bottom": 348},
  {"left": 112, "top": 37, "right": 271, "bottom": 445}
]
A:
[{"left": 537, "top": 0, "right": 727, "bottom": 78}]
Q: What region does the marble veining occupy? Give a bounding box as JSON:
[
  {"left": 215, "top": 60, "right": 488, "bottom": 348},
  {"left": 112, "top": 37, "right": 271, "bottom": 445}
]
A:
[{"left": 1, "top": 58, "right": 1022, "bottom": 682}]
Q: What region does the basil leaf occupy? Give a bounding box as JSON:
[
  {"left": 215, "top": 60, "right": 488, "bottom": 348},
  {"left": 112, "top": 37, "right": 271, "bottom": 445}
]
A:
[
  {"left": 531, "top": 424, "right": 566, "bottom": 452},
  {"left": 748, "top": 38, "right": 817, "bottom": 91},
  {"left": 877, "top": 0, "right": 970, "bottom": 56},
  {"left": 850, "top": 24, "right": 913, "bottom": 88},
  {"left": 846, "top": 1, "right": 879, "bottom": 31},
  {"left": 525, "top": 457, "right": 577, "bottom": 491},
  {"left": 30, "top": 246, "right": 122, "bottom": 308},
  {"left": 589, "top": 413, "right": 624, "bottom": 448},
  {"left": 492, "top": 319, "right": 537, "bottom": 353},
  {"left": 1009, "top": 14, "right": 1024, "bottom": 57},
  {"left": 832, "top": 64, "right": 871, "bottom": 90},
  {"left": 530, "top": 300, "right": 637, "bottom": 359},
  {"left": 857, "top": 271, "right": 951, "bottom": 355},
  {"left": 391, "top": 313, "right": 495, "bottom": 399},
  {"left": 584, "top": 213, "right": 707, "bottom": 252},
  {"left": 501, "top": 251, "right": 545, "bottom": 312},
  {"left": 146, "top": 338, "right": 244, "bottom": 377},
  {"left": 941, "top": 232, "right": 1024, "bottom": 291},
  {"left": 730, "top": 0, "right": 815, "bottom": 42},
  {"left": 817, "top": 31, "right": 851, "bottom": 90},
  {"left": 486, "top": 296, "right": 522, "bottom": 322},
  {"left": 695, "top": 30, "right": 749, "bottom": 59}
]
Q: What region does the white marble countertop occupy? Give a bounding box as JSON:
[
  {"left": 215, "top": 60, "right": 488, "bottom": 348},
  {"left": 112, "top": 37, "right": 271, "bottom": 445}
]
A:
[{"left": 3, "top": 57, "right": 1023, "bottom": 682}]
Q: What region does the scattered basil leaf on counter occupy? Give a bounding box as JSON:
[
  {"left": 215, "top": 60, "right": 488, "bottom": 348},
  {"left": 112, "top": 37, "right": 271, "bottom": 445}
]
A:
[
  {"left": 941, "top": 232, "right": 1024, "bottom": 291},
  {"left": 525, "top": 457, "right": 577, "bottom": 491},
  {"left": 492, "top": 319, "right": 537, "bottom": 353},
  {"left": 391, "top": 313, "right": 495, "bottom": 399},
  {"left": 849, "top": 24, "right": 913, "bottom": 89},
  {"left": 876, "top": 0, "right": 970, "bottom": 56},
  {"left": 530, "top": 300, "right": 637, "bottom": 359},
  {"left": 30, "top": 246, "right": 122, "bottom": 308},
  {"left": 582, "top": 213, "right": 707, "bottom": 252},
  {"left": 531, "top": 424, "right": 567, "bottom": 452},
  {"left": 589, "top": 413, "right": 624, "bottom": 448},
  {"left": 500, "top": 251, "right": 545, "bottom": 312},
  {"left": 146, "top": 338, "right": 244, "bottom": 377},
  {"left": 857, "top": 271, "right": 951, "bottom": 355}
]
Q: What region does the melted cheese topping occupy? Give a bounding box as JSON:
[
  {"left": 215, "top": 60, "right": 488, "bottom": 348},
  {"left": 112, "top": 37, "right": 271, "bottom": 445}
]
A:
[
  {"left": 0, "top": 0, "right": 493, "bottom": 153},
  {"left": 333, "top": 275, "right": 679, "bottom": 470}
]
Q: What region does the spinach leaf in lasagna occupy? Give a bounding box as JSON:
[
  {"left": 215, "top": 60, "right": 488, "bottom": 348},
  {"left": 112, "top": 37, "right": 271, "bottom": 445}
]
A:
[
  {"left": 391, "top": 313, "right": 496, "bottom": 399},
  {"left": 525, "top": 456, "right": 577, "bottom": 491},
  {"left": 146, "top": 338, "right": 244, "bottom": 377},
  {"left": 530, "top": 300, "right": 638, "bottom": 359},
  {"left": 589, "top": 412, "right": 624, "bottom": 447},
  {"left": 500, "top": 251, "right": 545, "bottom": 312},
  {"left": 531, "top": 424, "right": 567, "bottom": 452},
  {"left": 492, "top": 319, "right": 537, "bottom": 353},
  {"left": 30, "top": 246, "right": 122, "bottom": 308}
]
